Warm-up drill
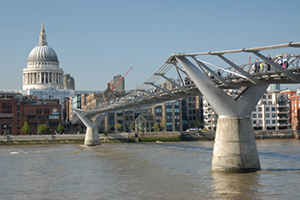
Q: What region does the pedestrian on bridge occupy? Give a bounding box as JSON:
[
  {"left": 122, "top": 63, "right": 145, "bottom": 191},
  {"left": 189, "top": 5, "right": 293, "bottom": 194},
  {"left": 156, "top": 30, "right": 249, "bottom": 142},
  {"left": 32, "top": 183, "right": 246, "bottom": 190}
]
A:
[
  {"left": 267, "top": 54, "right": 272, "bottom": 71},
  {"left": 254, "top": 58, "right": 260, "bottom": 73},
  {"left": 283, "top": 53, "right": 289, "bottom": 68}
]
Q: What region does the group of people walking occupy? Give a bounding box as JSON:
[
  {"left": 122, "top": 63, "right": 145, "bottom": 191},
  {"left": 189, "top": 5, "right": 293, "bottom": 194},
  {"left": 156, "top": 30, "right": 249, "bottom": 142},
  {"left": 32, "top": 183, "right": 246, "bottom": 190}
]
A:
[{"left": 252, "top": 53, "right": 289, "bottom": 73}]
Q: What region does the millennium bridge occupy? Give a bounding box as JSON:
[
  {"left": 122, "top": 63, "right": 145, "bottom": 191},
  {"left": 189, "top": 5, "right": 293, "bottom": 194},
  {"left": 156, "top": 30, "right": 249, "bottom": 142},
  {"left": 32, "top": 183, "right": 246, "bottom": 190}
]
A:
[{"left": 73, "top": 42, "right": 300, "bottom": 172}]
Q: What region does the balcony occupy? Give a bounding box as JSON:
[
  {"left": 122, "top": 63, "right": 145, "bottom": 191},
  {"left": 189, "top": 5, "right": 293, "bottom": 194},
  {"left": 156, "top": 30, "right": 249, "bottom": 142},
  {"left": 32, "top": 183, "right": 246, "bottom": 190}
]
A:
[
  {"left": 276, "top": 104, "right": 288, "bottom": 108},
  {"left": 212, "top": 117, "right": 218, "bottom": 121},
  {"left": 277, "top": 110, "right": 289, "bottom": 114},
  {"left": 277, "top": 123, "right": 290, "bottom": 126},
  {"left": 277, "top": 117, "right": 289, "bottom": 120}
]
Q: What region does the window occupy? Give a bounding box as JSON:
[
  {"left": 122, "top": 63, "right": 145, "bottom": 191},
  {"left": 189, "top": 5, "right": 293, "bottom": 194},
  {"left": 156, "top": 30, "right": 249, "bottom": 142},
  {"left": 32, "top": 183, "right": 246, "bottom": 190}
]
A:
[
  {"left": 266, "top": 114, "right": 270, "bottom": 118},
  {"left": 253, "top": 120, "right": 257, "bottom": 124},
  {"left": 45, "top": 109, "right": 50, "bottom": 114},
  {"left": 36, "top": 109, "right": 41, "bottom": 114},
  {"left": 166, "top": 108, "right": 172, "bottom": 113},
  {"left": 252, "top": 114, "right": 257, "bottom": 118},
  {"left": 266, "top": 120, "right": 270, "bottom": 124},
  {"left": 258, "top": 108, "right": 262, "bottom": 111},
  {"left": 272, "top": 114, "right": 275, "bottom": 117},
  {"left": 272, "top": 107, "right": 275, "bottom": 111},
  {"left": 259, "top": 114, "right": 262, "bottom": 118},
  {"left": 266, "top": 107, "right": 270, "bottom": 111},
  {"left": 49, "top": 115, "right": 59, "bottom": 120},
  {"left": 259, "top": 120, "right": 262, "bottom": 124}
]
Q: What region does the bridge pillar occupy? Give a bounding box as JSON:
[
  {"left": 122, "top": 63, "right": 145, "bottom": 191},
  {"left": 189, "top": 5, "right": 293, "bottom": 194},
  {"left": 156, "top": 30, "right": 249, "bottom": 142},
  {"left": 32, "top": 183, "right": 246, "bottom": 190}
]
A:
[
  {"left": 175, "top": 56, "right": 268, "bottom": 173},
  {"left": 73, "top": 110, "right": 106, "bottom": 146},
  {"left": 212, "top": 116, "right": 260, "bottom": 172}
]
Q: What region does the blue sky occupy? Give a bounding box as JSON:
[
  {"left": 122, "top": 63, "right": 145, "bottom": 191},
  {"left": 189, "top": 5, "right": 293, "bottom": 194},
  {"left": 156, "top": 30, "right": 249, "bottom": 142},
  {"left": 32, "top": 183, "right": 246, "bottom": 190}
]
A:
[{"left": 1, "top": 0, "right": 300, "bottom": 91}]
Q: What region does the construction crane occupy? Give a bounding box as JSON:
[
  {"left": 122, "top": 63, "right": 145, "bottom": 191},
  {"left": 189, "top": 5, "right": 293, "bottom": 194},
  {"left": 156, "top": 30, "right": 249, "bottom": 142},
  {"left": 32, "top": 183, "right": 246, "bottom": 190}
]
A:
[{"left": 111, "top": 67, "right": 133, "bottom": 91}]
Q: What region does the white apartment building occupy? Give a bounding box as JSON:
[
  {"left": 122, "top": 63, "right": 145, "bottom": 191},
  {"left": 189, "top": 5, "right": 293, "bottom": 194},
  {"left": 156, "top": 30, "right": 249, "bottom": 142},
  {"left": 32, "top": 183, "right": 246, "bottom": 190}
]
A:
[
  {"left": 203, "top": 91, "right": 290, "bottom": 131},
  {"left": 252, "top": 92, "right": 290, "bottom": 130}
]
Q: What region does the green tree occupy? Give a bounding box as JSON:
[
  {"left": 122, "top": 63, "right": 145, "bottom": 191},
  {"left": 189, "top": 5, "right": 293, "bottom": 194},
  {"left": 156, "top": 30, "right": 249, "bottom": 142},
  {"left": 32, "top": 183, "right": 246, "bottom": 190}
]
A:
[
  {"left": 114, "top": 123, "right": 123, "bottom": 132},
  {"left": 21, "top": 122, "right": 31, "bottom": 135},
  {"left": 130, "top": 121, "right": 135, "bottom": 132},
  {"left": 193, "top": 119, "right": 202, "bottom": 128},
  {"left": 159, "top": 119, "right": 166, "bottom": 132},
  {"left": 152, "top": 123, "right": 160, "bottom": 132},
  {"left": 57, "top": 124, "right": 64, "bottom": 134},
  {"left": 37, "top": 124, "right": 50, "bottom": 134}
]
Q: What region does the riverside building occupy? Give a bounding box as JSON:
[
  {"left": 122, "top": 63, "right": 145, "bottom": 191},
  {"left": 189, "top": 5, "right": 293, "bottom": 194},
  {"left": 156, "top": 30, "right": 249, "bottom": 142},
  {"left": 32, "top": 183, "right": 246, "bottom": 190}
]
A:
[{"left": 0, "top": 93, "right": 61, "bottom": 135}]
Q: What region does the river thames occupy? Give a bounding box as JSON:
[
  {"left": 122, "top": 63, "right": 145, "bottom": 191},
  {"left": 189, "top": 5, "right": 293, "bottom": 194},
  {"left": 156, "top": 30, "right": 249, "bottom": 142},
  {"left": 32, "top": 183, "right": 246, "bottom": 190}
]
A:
[{"left": 0, "top": 139, "right": 299, "bottom": 200}]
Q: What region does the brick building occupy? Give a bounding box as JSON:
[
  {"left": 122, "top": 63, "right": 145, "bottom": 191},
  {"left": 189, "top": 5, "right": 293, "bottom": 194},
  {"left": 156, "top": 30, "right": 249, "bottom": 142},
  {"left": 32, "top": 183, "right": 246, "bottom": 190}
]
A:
[{"left": 0, "top": 93, "right": 61, "bottom": 135}]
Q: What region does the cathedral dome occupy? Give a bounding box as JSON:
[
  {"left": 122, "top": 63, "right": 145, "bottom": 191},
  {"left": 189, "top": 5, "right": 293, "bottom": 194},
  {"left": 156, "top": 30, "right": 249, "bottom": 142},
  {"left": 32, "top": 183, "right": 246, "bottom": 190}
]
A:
[
  {"left": 27, "top": 21, "right": 59, "bottom": 63},
  {"left": 28, "top": 45, "right": 58, "bottom": 62},
  {"left": 23, "top": 22, "right": 64, "bottom": 90}
]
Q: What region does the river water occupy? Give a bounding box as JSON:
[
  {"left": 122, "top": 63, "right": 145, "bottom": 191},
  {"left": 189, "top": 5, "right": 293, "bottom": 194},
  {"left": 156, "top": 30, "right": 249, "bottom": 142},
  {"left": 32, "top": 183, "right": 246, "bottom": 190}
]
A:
[{"left": 0, "top": 140, "right": 299, "bottom": 200}]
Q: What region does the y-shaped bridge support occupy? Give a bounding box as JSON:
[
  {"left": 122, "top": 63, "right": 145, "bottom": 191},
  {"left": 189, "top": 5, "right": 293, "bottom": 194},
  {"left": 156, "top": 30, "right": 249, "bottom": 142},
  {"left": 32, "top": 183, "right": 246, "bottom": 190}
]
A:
[
  {"left": 176, "top": 57, "right": 269, "bottom": 173},
  {"left": 73, "top": 110, "right": 106, "bottom": 146}
]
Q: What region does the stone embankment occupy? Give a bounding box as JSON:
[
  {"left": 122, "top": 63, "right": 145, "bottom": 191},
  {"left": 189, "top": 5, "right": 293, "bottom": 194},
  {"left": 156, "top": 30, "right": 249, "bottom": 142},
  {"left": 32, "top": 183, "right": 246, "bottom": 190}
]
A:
[{"left": 0, "top": 130, "right": 298, "bottom": 145}]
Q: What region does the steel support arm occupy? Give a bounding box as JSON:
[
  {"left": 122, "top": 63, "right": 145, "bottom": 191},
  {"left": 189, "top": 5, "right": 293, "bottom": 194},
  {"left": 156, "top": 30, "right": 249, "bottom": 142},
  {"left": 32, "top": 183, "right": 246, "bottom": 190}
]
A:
[
  {"left": 146, "top": 82, "right": 174, "bottom": 96},
  {"left": 192, "top": 57, "right": 229, "bottom": 86},
  {"left": 155, "top": 74, "right": 187, "bottom": 92},
  {"left": 137, "top": 89, "right": 162, "bottom": 98},
  {"left": 217, "top": 54, "right": 258, "bottom": 84}
]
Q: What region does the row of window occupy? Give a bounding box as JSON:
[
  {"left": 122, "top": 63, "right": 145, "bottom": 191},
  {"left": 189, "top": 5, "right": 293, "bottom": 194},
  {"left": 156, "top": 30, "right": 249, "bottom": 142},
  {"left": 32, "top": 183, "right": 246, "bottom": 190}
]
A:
[
  {"left": 253, "top": 107, "right": 276, "bottom": 112},
  {"left": 253, "top": 120, "right": 275, "bottom": 124},
  {"left": 262, "top": 95, "right": 272, "bottom": 99},
  {"left": 36, "top": 109, "right": 50, "bottom": 114},
  {"left": 28, "top": 62, "right": 56, "bottom": 66},
  {"left": 2, "top": 103, "right": 12, "bottom": 109},
  {"left": 27, "top": 115, "right": 60, "bottom": 120},
  {"left": 252, "top": 113, "right": 276, "bottom": 118}
]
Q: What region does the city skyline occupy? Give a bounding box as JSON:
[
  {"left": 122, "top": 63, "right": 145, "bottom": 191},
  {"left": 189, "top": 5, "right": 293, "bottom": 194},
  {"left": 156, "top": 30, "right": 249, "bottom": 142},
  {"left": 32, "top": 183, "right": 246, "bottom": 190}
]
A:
[{"left": 1, "top": 0, "right": 300, "bottom": 91}]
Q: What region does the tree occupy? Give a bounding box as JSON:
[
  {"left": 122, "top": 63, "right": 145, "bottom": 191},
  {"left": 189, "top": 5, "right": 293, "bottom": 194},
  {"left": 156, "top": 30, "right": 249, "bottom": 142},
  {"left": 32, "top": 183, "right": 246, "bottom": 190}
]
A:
[
  {"left": 152, "top": 123, "right": 160, "bottom": 132},
  {"left": 193, "top": 119, "right": 202, "bottom": 128},
  {"left": 37, "top": 124, "right": 50, "bottom": 134},
  {"left": 159, "top": 119, "right": 166, "bottom": 132},
  {"left": 114, "top": 123, "right": 123, "bottom": 132},
  {"left": 130, "top": 121, "right": 135, "bottom": 132},
  {"left": 57, "top": 124, "right": 64, "bottom": 134},
  {"left": 21, "top": 122, "right": 31, "bottom": 135}
]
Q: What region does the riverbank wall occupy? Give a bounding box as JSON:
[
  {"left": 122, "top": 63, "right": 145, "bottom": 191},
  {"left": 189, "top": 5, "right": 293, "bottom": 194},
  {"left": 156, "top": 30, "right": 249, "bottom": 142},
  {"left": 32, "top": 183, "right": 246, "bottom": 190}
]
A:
[{"left": 0, "top": 130, "right": 298, "bottom": 145}]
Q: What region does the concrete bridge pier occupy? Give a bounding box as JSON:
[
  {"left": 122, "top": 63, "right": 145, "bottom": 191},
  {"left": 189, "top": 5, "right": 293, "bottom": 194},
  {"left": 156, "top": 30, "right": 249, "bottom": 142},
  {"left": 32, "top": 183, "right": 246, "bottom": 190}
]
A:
[
  {"left": 212, "top": 116, "right": 260, "bottom": 172},
  {"left": 73, "top": 110, "right": 106, "bottom": 146},
  {"left": 175, "top": 56, "right": 269, "bottom": 173}
]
